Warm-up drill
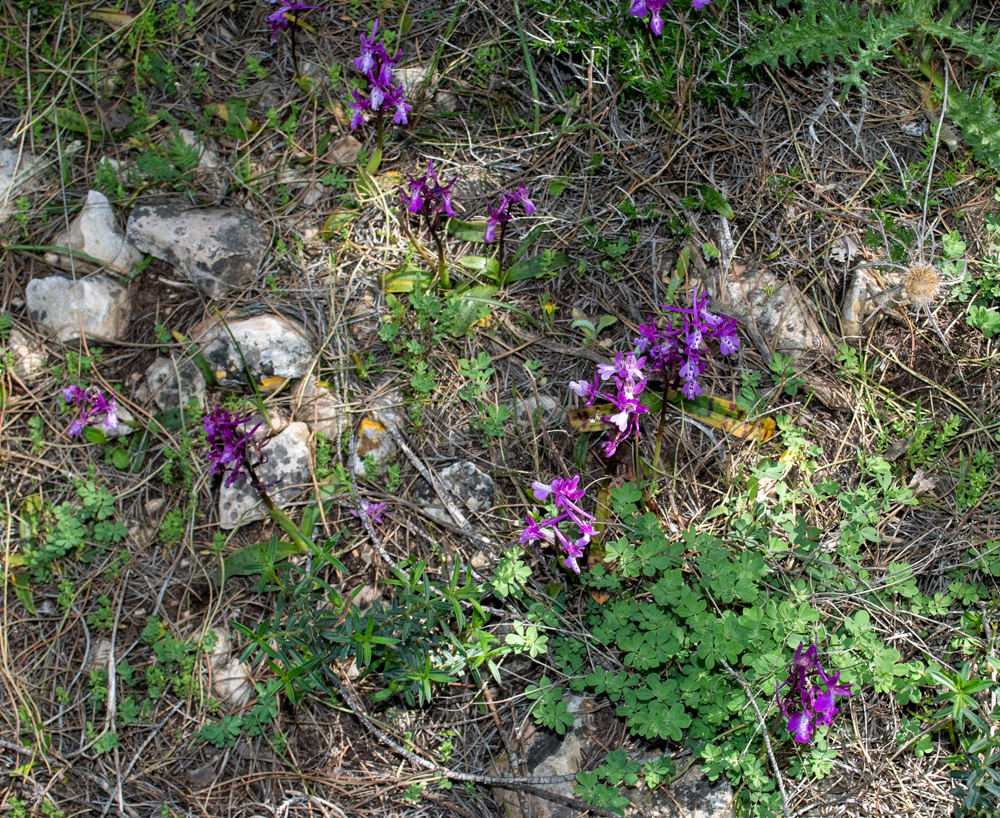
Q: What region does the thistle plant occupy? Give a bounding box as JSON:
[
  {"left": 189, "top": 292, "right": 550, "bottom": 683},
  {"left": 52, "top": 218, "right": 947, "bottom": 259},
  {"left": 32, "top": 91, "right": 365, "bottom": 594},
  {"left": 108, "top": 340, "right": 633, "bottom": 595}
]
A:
[
  {"left": 484, "top": 183, "right": 535, "bottom": 275},
  {"left": 775, "top": 642, "right": 853, "bottom": 743},
  {"left": 267, "top": 0, "right": 326, "bottom": 77},
  {"left": 62, "top": 385, "right": 119, "bottom": 437},
  {"left": 346, "top": 19, "right": 410, "bottom": 152},
  {"left": 519, "top": 476, "right": 595, "bottom": 574},
  {"left": 402, "top": 160, "right": 457, "bottom": 290},
  {"left": 570, "top": 351, "right": 650, "bottom": 458},
  {"left": 628, "top": 0, "right": 711, "bottom": 36}
]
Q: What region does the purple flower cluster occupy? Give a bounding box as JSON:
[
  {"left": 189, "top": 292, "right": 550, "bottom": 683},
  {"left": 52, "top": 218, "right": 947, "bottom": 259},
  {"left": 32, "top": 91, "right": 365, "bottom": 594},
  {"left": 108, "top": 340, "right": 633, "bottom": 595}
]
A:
[
  {"left": 203, "top": 405, "right": 265, "bottom": 489},
  {"left": 776, "top": 643, "right": 852, "bottom": 744},
  {"left": 628, "top": 0, "right": 711, "bottom": 37},
  {"left": 570, "top": 351, "right": 650, "bottom": 457},
  {"left": 350, "top": 500, "right": 388, "bottom": 526},
  {"left": 404, "top": 160, "right": 457, "bottom": 224},
  {"left": 347, "top": 19, "right": 411, "bottom": 130},
  {"left": 520, "top": 476, "right": 595, "bottom": 574},
  {"left": 635, "top": 287, "right": 739, "bottom": 400},
  {"left": 484, "top": 184, "right": 535, "bottom": 243},
  {"left": 62, "top": 385, "right": 119, "bottom": 437},
  {"left": 267, "top": 0, "right": 325, "bottom": 44}
]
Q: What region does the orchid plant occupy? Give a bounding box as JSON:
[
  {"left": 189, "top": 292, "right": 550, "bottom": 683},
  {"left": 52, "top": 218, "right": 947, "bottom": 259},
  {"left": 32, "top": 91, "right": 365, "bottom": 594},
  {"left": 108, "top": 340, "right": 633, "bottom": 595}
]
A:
[
  {"left": 202, "top": 404, "right": 313, "bottom": 553},
  {"left": 402, "top": 159, "right": 458, "bottom": 290},
  {"left": 628, "top": 0, "right": 711, "bottom": 37},
  {"left": 62, "top": 385, "right": 119, "bottom": 437},
  {"left": 267, "top": 0, "right": 326, "bottom": 77},
  {"left": 776, "top": 642, "right": 853, "bottom": 744},
  {"left": 570, "top": 351, "right": 650, "bottom": 458},
  {"left": 347, "top": 19, "right": 410, "bottom": 153},
  {"left": 484, "top": 183, "right": 535, "bottom": 275},
  {"left": 519, "top": 476, "right": 595, "bottom": 574}
]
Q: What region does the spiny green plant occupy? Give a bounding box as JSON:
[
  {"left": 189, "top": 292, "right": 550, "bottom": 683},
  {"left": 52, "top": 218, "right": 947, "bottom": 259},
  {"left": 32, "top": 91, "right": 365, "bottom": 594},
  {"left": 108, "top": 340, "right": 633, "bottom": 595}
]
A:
[{"left": 747, "top": 0, "right": 1000, "bottom": 175}]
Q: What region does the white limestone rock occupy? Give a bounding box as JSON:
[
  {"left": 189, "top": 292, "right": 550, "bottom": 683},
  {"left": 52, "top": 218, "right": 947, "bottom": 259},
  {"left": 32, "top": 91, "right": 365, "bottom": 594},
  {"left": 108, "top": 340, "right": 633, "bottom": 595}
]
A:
[
  {"left": 44, "top": 190, "right": 144, "bottom": 274},
  {"left": 26, "top": 274, "right": 131, "bottom": 343}
]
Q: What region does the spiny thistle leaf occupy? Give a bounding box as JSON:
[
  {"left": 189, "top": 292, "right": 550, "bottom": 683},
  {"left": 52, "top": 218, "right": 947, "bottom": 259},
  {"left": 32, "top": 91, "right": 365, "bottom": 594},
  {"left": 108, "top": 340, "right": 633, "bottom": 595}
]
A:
[{"left": 745, "top": 0, "right": 917, "bottom": 94}]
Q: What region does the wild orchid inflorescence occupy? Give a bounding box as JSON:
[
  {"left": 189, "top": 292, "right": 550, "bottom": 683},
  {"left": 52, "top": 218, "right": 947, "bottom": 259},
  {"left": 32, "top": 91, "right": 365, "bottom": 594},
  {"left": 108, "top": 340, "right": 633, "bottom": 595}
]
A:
[
  {"left": 484, "top": 184, "right": 535, "bottom": 243},
  {"left": 637, "top": 287, "right": 739, "bottom": 400},
  {"left": 571, "top": 351, "right": 650, "bottom": 457},
  {"left": 62, "top": 385, "right": 118, "bottom": 437},
  {"left": 485, "top": 183, "right": 535, "bottom": 274},
  {"left": 347, "top": 19, "right": 410, "bottom": 147},
  {"left": 203, "top": 405, "right": 266, "bottom": 489},
  {"left": 520, "top": 476, "right": 596, "bottom": 574},
  {"left": 567, "top": 288, "right": 738, "bottom": 459},
  {"left": 776, "top": 643, "right": 853, "bottom": 743},
  {"left": 403, "top": 159, "right": 458, "bottom": 288},
  {"left": 267, "top": 0, "right": 325, "bottom": 43},
  {"left": 628, "top": 0, "right": 711, "bottom": 37}
]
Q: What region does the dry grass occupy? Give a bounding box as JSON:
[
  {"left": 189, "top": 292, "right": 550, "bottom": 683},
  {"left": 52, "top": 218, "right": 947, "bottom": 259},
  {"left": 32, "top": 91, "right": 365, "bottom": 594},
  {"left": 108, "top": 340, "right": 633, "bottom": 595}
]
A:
[{"left": 2, "top": 1, "right": 1000, "bottom": 816}]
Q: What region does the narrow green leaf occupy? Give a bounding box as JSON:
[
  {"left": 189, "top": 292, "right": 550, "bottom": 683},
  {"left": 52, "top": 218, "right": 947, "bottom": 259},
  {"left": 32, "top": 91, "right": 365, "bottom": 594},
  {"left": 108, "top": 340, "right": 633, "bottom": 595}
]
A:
[
  {"left": 46, "top": 107, "right": 110, "bottom": 140},
  {"left": 366, "top": 147, "right": 382, "bottom": 175}
]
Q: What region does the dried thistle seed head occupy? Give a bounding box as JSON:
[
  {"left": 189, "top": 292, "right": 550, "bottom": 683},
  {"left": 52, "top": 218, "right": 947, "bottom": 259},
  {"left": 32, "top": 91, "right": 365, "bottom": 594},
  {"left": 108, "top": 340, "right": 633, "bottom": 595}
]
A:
[{"left": 903, "top": 265, "right": 941, "bottom": 308}]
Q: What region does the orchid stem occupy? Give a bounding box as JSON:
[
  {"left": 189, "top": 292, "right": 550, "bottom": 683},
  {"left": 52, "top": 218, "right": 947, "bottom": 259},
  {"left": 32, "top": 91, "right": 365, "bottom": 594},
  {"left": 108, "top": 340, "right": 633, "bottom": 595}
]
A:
[
  {"left": 376, "top": 111, "right": 384, "bottom": 153},
  {"left": 651, "top": 378, "right": 673, "bottom": 472},
  {"left": 431, "top": 223, "right": 450, "bottom": 290},
  {"left": 245, "top": 457, "right": 314, "bottom": 555},
  {"left": 498, "top": 221, "right": 507, "bottom": 279}
]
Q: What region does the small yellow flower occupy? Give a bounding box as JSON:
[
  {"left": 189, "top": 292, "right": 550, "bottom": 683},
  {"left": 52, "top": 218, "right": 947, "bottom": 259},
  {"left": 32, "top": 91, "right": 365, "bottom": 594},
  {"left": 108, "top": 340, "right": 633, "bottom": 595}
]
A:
[{"left": 544, "top": 301, "right": 557, "bottom": 316}]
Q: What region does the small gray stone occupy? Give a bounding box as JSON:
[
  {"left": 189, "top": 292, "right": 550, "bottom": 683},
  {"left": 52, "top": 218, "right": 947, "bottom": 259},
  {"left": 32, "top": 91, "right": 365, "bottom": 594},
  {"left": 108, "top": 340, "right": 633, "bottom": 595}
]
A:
[
  {"left": 511, "top": 394, "right": 564, "bottom": 425},
  {"left": 0, "top": 147, "right": 41, "bottom": 223},
  {"left": 491, "top": 695, "right": 592, "bottom": 818},
  {"left": 349, "top": 415, "right": 397, "bottom": 476},
  {"left": 218, "top": 422, "right": 312, "bottom": 529},
  {"left": 177, "top": 128, "right": 220, "bottom": 170},
  {"left": 705, "top": 269, "right": 849, "bottom": 410},
  {"left": 126, "top": 201, "right": 268, "bottom": 298},
  {"left": 626, "top": 764, "right": 734, "bottom": 818},
  {"left": 393, "top": 65, "right": 459, "bottom": 112},
  {"left": 192, "top": 314, "right": 314, "bottom": 388},
  {"left": 144, "top": 355, "right": 206, "bottom": 411},
  {"left": 208, "top": 629, "right": 254, "bottom": 708},
  {"left": 6, "top": 327, "right": 47, "bottom": 379},
  {"left": 44, "top": 190, "right": 144, "bottom": 274},
  {"left": 26, "top": 274, "right": 131, "bottom": 342},
  {"left": 293, "top": 376, "right": 346, "bottom": 440},
  {"left": 414, "top": 461, "right": 495, "bottom": 526}
]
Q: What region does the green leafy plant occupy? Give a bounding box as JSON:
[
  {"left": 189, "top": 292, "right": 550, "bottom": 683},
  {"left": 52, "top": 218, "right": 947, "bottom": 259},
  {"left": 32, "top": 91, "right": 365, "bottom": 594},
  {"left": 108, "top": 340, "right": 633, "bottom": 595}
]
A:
[{"left": 746, "top": 0, "right": 1000, "bottom": 174}]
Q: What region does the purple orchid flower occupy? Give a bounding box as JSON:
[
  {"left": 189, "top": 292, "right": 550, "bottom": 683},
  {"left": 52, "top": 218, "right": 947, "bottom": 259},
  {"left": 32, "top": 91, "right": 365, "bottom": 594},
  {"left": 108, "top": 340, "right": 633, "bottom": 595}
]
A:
[
  {"left": 628, "top": 0, "right": 710, "bottom": 37},
  {"left": 203, "top": 405, "right": 266, "bottom": 489},
  {"left": 520, "top": 475, "right": 596, "bottom": 574},
  {"left": 347, "top": 18, "right": 409, "bottom": 138},
  {"left": 484, "top": 183, "right": 535, "bottom": 243},
  {"left": 635, "top": 287, "right": 739, "bottom": 400},
  {"left": 404, "top": 160, "right": 457, "bottom": 221},
  {"left": 267, "top": 0, "right": 326, "bottom": 44},
  {"left": 775, "top": 642, "right": 852, "bottom": 744},
  {"left": 350, "top": 499, "right": 388, "bottom": 526},
  {"left": 62, "top": 385, "right": 119, "bottom": 437},
  {"left": 572, "top": 348, "right": 650, "bottom": 457}
]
